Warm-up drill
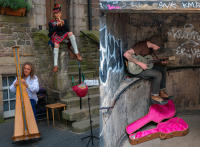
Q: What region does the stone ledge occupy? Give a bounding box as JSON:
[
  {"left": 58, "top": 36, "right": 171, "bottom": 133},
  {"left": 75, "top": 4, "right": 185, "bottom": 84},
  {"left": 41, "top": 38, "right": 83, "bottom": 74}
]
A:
[
  {"left": 100, "top": 0, "right": 200, "bottom": 12},
  {"left": 100, "top": 77, "right": 151, "bottom": 147},
  {"left": 72, "top": 116, "right": 99, "bottom": 133}
]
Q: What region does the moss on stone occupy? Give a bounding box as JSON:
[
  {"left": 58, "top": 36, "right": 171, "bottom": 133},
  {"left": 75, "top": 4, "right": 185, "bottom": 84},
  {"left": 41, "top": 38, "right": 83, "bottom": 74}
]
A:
[
  {"left": 1, "top": 27, "right": 12, "bottom": 34},
  {"left": 32, "top": 30, "right": 49, "bottom": 44},
  {"left": 80, "top": 30, "right": 99, "bottom": 44},
  {"left": 2, "top": 40, "right": 16, "bottom": 47}
]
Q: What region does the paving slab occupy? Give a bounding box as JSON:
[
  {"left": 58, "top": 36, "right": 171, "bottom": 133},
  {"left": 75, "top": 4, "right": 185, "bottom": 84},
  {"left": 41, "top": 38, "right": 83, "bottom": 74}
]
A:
[
  {"left": 0, "top": 119, "right": 99, "bottom": 147},
  {"left": 121, "top": 113, "right": 200, "bottom": 147}
]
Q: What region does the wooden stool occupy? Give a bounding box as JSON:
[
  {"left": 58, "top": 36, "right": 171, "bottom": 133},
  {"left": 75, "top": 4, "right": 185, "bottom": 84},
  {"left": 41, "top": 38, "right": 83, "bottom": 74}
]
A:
[{"left": 46, "top": 103, "right": 66, "bottom": 127}]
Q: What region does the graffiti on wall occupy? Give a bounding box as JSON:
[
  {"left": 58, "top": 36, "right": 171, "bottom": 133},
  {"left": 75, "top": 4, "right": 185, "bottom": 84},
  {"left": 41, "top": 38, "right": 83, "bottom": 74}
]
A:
[
  {"left": 168, "top": 24, "right": 200, "bottom": 58},
  {"left": 99, "top": 1, "right": 200, "bottom": 10},
  {"left": 99, "top": 25, "right": 124, "bottom": 85}
]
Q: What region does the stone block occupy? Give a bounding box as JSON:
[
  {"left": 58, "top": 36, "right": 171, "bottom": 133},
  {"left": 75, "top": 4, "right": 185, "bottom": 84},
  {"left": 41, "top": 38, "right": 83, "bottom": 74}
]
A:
[
  {"left": 22, "top": 46, "right": 34, "bottom": 56},
  {"left": 11, "top": 33, "right": 18, "bottom": 40},
  {"left": 0, "top": 35, "right": 7, "bottom": 40},
  {"left": 20, "top": 23, "right": 30, "bottom": 27},
  {"left": 17, "top": 32, "right": 30, "bottom": 40},
  {"left": 1, "top": 27, "right": 12, "bottom": 34},
  {"left": 35, "top": 15, "right": 46, "bottom": 26},
  {"left": 14, "top": 26, "right": 27, "bottom": 32},
  {"left": 72, "top": 116, "right": 99, "bottom": 133},
  {"left": 26, "top": 40, "right": 31, "bottom": 45},
  {"left": 62, "top": 106, "right": 99, "bottom": 121},
  {"left": 92, "top": 7, "right": 99, "bottom": 17},
  {"left": 0, "top": 15, "right": 30, "bottom": 23},
  {"left": 33, "top": 0, "right": 46, "bottom": 5},
  {"left": 17, "top": 39, "right": 25, "bottom": 45},
  {"left": 100, "top": 79, "right": 150, "bottom": 147},
  {"left": 26, "top": 28, "right": 31, "bottom": 33},
  {"left": 31, "top": 28, "right": 38, "bottom": 32},
  {"left": 1, "top": 41, "right": 16, "bottom": 47}
]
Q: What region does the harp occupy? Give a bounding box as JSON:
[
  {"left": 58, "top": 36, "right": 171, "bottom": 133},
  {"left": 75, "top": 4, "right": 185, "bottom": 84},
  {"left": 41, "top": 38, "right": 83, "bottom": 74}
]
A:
[{"left": 12, "top": 46, "right": 40, "bottom": 142}]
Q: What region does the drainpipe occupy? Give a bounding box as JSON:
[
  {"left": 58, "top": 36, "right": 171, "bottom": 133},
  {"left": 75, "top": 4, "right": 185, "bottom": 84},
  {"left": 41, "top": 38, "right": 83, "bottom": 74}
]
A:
[
  {"left": 88, "top": 0, "right": 92, "bottom": 30},
  {"left": 73, "top": 0, "right": 75, "bottom": 32}
]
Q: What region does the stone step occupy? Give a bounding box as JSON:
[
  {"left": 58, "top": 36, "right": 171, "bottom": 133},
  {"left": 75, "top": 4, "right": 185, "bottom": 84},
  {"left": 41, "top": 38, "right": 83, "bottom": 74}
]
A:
[
  {"left": 68, "top": 78, "right": 99, "bottom": 87},
  {"left": 81, "top": 52, "right": 99, "bottom": 58},
  {"left": 61, "top": 93, "right": 99, "bottom": 109},
  {"left": 63, "top": 86, "right": 99, "bottom": 99},
  {"left": 68, "top": 62, "right": 99, "bottom": 71},
  {"left": 62, "top": 105, "right": 99, "bottom": 122},
  {"left": 80, "top": 46, "right": 98, "bottom": 52},
  {"left": 68, "top": 59, "right": 99, "bottom": 66},
  {"left": 68, "top": 64, "right": 88, "bottom": 72},
  {"left": 72, "top": 116, "right": 99, "bottom": 133},
  {"left": 68, "top": 70, "right": 97, "bottom": 81},
  {"left": 80, "top": 51, "right": 99, "bottom": 56}
]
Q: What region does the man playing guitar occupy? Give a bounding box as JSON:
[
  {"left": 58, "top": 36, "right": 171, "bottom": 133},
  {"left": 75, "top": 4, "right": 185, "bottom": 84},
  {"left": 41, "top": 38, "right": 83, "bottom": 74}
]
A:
[{"left": 124, "top": 36, "right": 169, "bottom": 105}]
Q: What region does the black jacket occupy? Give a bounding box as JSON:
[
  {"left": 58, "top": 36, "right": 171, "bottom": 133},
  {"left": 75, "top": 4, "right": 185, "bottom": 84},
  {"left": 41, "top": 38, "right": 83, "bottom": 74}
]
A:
[{"left": 48, "top": 19, "right": 69, "bottom": 37}]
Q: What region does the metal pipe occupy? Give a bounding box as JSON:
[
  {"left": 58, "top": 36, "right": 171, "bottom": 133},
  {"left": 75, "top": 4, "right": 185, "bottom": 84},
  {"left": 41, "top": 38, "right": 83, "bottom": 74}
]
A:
[
  {"left": 73, "top": 0, "right": 75, "bottom": 32},
  {"left": 88, "top": 0, "right": 92, "bottom": 30}
]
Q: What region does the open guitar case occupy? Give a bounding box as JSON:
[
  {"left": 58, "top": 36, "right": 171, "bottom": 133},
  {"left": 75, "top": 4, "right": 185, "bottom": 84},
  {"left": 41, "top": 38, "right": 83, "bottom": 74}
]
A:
[{"left": 126, "top": 100, "right": 189, "bottom": 145}]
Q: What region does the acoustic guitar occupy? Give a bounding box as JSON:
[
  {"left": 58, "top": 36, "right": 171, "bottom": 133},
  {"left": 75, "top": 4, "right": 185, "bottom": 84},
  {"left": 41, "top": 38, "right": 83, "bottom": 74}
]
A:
[{"left": 127, "top": 55, "right": 175, "bottom": 75}]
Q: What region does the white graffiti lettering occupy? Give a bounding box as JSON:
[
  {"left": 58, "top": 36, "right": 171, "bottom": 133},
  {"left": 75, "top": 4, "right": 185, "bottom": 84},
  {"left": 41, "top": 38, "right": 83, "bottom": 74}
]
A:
[
  {"left": 158, "top": 2, "right": 177, "bottom": 9},
  {"left": 176, "top": 47, "right": 200, "bottom": 58},
  {"left": 168, "top": 24, "right": 200, "bottom": 58},
  {"left": 176, "top": 40, "right": 200, "bottom": 58},
  {"left": 168, "top": 24, "right": 200, "bottom": 41},
  {"left": 182, "top": 1, "right": 200, "bottom": 8}
]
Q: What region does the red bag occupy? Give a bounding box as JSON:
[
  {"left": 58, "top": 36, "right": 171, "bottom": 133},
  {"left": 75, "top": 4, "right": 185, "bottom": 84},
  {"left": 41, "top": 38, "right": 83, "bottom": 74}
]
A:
[
  {"left": 72, "top": 83, "right": 88, "bottom": 97},
  {"left": 72, "top": 74, "right": 88, "bottom": 97}
]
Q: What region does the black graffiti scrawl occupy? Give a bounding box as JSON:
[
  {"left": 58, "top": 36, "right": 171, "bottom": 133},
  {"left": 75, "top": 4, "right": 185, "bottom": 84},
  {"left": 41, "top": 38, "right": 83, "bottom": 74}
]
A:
[{"left": 99, "top": 25, "right": 124, "bottom": 84}]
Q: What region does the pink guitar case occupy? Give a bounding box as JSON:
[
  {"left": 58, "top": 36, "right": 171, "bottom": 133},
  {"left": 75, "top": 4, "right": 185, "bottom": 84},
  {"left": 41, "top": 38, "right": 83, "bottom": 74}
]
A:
[
  {"left": 129, "top": 117, "right": 189, "bottom": 145},
  {"left": 126, "top": 100, "right": 176, "bottom": 134}
]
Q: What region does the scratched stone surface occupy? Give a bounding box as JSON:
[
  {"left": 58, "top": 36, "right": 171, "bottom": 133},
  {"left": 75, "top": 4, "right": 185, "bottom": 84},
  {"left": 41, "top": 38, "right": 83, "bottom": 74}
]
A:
[
  {"left": 100, "top": 79, "right": 150, "bottom": 147},
  {"left": 166, "top": 68, "right": 200, "bottom": 111},
  {"left": 99, "top": 0, "right": 200, "bottom": 12},
  {"left": 99, "top": 11, "right": 200, "bottom": 147},
  {"left": 102, "top": 13, "right": 200, "bottom": 66}
]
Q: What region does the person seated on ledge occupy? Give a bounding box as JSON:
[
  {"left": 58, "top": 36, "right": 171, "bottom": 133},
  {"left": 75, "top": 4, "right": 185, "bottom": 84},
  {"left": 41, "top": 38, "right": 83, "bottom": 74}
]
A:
[
  {"left": 48, "top": 3, "right": 82, "bottom": 72},
  {"left": 123, "top": 35, "right": 169, "bottom": 105},
  {"left": 10, "top": 62, "right": 39, "bottom": 117}
]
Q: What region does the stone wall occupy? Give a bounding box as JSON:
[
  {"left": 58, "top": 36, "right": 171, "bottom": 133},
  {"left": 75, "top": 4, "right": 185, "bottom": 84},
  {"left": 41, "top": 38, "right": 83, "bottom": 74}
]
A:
[
  {"left": 99, "top": 0, "right": 200, "bottom": 12},
  {"left": 32, "top": 31, "right": 70, "bottom": 102},
  {"left": 100, "top": 12, "right": 200, "bottom": 147},
  {"left": 100, "top": 13, "right": 200, "bottom": 109},
  {"left": 69, "top": 0, "right": 100, "bottom": 35},
  {"left": 166, "top": 68, "right": 200, "bottom": 111},
  {"left": 0, "top": 0, "right": 99, "bottom": 117},
  {"left": 0, "top": 0, "right": 47, "bottom": 117},
  {"left": 100, "top": 79, "right": 150, "bottom": 147},
  {"left": 0, "top": 14, "right": 36, "bottom": 117},
  {"left": 29, "top": 0, "right": 46, "bottom": 30}
]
